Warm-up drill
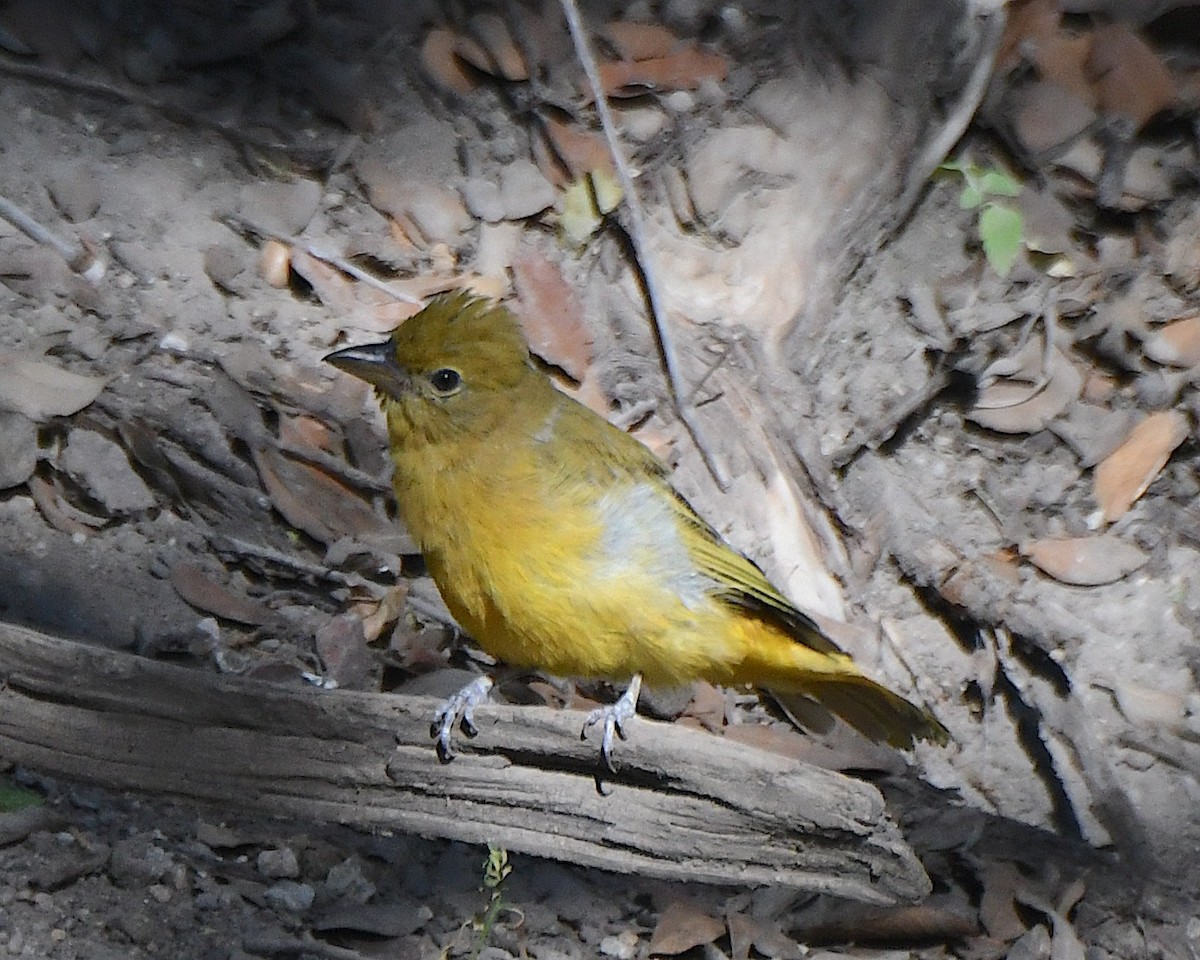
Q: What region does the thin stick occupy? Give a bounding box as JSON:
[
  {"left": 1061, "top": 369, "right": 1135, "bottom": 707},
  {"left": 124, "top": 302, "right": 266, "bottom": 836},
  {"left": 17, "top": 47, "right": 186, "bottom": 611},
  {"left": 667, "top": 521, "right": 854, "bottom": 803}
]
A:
[
  {"left": 556, "top": 0, "right": 729, "bottom": 489},
  {"left": 218, "top": 213, "right": 422, "bottom": 305},
  {"left": 0, "top": 194, "right": 104, "bottom": 282}
]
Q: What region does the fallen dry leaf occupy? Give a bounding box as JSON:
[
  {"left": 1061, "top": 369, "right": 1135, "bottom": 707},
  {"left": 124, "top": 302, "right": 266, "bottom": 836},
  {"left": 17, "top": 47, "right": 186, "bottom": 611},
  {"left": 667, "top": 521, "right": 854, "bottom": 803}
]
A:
[
  {"left": 253, "top": 445, "right": 381, "bottom": 544},
  {"left": 683, "top": 681, "right": 726, "bottom": 733},
  {"left": 597, "top": 47, "right": 728, "bottom": 96},
  {"left": 968, "top": 345, "right": 1083, "bottom": 433},
  {"left": 979, "top": 862, "right": 1029, "bottom": 941},
  {"left": 1165, "top": 210, "right": 1200, "bottom": 294},
  {"left": 1014, "top": 878, "right": 1088, "bottom": 960},
  {"left": 259, "top": 239, "right": 291, "bottom": 288},
  {"left": 1014, "top": 80, "right": 1097, "bottom": 155},
  {"left": 1023, "top": 12, "right": 1095, "bottom": 102},
  {"left": 1021, "top": 185, "right": 1082, "bottom": 258},
  {"left": 726, "top": 911, "right": 804, "bottom": 960},
  {"left": 601, "top": 20, "right": 680, "bottom": 61},
  {"left": 289, "top": 249, "right": 362, "bottom": 314},
  {"left": 523, "top": 679, "right": 569, "bottom": 708},
  {"left": 1143, "top": 315, "right": 1200, "bottom": 368},
  {"left": 1087, "top": 23, "right": 1175, "bottom": 129},
  {"left": 314, "top": 613, "right": 375, "bottom": 690},
  {"left": 60, "top": 428, "right": 156, "bottom": 514},
  {"left": 0, "top": 353, "right": 107, "bottom": 420},
  {"left": 203, "top": 243, "right": 252, "bottom": 295},
  {"left": 996, "top": 0, "right": 1061, "bottom": 72},
  {"left": 982, "top": 548, "right": 1023, "bottom": 587},
  {"left": 170, "top": 562, "right": 274, "bottom": 626},
  {"left": 557, "top": 173, "right": 620, "bottom": 248},
  {"left": 1019, "top": 534, "right": 1148, "bottom": 586},
  {"left": 558, "top": 370, "right": 614, "bottom": 422},
  {"left": 461, "top": 13, "right": 529, "bottom": 82},
  {"left": 27, "top": 472, "right": 98, "bottom": 536},
  {"left": 1082, "top": 368, "right": 1119, "bottom": 404},
  {"left": 356, "top": 582, "right": 410, "bottom": 642},
  {"left": 1114, "top": 680, "right": 1187, "bottom": 731},
  {"left": 420, "top": 27, "right": 477, "bottom": 95},
  {"left": 1093, "top": 410, "right": 1188, "bottom": 522},
  {"left": 537, "top": 115, "right": 615, "bottom": 181},
  {"left": 511, "top": 248, "right": 594, "bottom": 381},
  {"left": 278, "top": 413, "right": 339, "bottom": 458},
  {"left": 647, "top": 901, "right": 725, "bottom": 956}
]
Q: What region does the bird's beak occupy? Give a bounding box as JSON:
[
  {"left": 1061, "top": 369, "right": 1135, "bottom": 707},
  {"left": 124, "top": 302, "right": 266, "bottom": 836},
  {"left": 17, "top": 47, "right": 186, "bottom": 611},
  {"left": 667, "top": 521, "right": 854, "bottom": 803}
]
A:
[{"left": 324, "top": 340, "right": 411, "bottom": 397}]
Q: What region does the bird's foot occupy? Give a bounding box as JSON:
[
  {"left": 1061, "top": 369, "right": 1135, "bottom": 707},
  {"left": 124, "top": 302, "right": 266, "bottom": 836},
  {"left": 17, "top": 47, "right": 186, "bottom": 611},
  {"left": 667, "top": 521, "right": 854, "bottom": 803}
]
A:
[
  {"left": 431, "top": 675, "right": 494, "bottom": 762},
  {"left": 582, "top": 674, "right": 643, "bottom": 772}
]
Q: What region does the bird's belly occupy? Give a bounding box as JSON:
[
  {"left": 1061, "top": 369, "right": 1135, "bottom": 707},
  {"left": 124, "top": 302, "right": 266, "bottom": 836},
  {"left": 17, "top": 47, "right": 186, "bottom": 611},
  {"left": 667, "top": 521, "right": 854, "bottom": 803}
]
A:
[
  {"left": 429, "top": 546, "right": 736, "bottom": 687},
  {"left": 411, "top": 472, "right": 741, "bottom": 687}
]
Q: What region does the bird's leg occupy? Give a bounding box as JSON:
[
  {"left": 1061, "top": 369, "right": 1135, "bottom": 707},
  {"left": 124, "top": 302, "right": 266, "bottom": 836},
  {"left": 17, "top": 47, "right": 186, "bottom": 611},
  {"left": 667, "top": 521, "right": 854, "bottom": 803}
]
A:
[
  {"left": 431, "top": 675, "right": 495, "bottom": 762},
  {"left": 582, "top": 673, "right": 643, "bottom": 772}
]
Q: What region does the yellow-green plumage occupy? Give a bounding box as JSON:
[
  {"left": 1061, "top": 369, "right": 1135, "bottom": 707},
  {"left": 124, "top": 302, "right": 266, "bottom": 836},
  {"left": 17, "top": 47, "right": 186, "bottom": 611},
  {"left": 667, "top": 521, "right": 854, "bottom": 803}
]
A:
[{"left": 328, "top": 292, "right": 946, "bottom": 750}]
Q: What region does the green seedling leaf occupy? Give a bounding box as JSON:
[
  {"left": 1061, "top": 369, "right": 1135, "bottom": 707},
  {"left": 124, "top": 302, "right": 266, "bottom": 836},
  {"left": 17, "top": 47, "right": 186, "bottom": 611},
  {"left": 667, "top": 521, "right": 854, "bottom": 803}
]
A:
[
  {"left": 483, "top": 845, "right": 511, "bottom": 889},
  {"left": 0, "top": 782, "right": 43, "bottom": 813},
  {"left": 979, "top": 169, "right": 1022, "bottom": 197},
  {"left": 959, "top": 184, "right": 984, "bottom": 209},
  {"left": 980, "top": 203, "right": 1024, "bottom": 277}
]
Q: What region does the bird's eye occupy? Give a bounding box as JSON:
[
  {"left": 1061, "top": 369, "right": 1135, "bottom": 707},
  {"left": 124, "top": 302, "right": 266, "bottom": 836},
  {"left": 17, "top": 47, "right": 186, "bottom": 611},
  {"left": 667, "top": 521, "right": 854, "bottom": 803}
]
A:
[{"left": 428, "top": 368, "right": 462, "bottom": 395}]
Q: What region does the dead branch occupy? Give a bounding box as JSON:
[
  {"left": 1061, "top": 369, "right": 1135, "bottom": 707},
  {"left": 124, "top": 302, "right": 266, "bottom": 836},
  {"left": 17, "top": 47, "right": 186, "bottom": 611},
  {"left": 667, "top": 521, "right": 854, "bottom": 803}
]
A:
[
  {"left": 0, "top": 622, "right": 930, "bottom": 903},
  {"left": 557, "top": 0, "right": 729, "bottom": 489},
  {"left": 0, "top": 193, "right": 104, "bottom": 281}
]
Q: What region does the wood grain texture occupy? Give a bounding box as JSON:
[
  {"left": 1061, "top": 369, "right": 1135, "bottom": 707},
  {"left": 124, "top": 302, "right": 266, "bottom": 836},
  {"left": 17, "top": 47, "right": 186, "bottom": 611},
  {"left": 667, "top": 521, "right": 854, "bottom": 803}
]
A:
[{"left": 0, "top": 622, "right": 930, "bottom": 903}]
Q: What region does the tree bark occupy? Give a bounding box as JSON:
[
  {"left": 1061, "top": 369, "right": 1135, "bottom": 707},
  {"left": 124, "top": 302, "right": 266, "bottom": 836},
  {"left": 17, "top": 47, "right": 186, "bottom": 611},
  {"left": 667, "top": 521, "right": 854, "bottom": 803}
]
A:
[{"left": 0, "top": 622, "right": 930, "bottom": 903}]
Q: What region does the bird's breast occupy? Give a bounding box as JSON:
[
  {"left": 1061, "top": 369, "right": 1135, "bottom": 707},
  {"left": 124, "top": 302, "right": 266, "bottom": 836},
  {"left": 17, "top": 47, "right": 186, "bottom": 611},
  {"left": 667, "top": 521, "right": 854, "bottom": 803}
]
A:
[{"left": 393, "top": 443, "right": 726, "bottom": 681}]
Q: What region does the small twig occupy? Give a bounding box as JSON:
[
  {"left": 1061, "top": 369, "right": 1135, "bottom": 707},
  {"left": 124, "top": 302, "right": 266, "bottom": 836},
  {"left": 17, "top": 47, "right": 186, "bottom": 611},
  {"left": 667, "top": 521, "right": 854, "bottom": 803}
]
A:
[
  {"left": 208, "top": 533, "right": 384, "bottom": 591},
  {"left": 0, "top": 194, "right": 105, "bottom": 282},
  {"left": 219, "top": 213, "right": 422, "bottom": 305},
  {"left": 902, "top": 1, "right": 1006, "bottom": 212},
  {"left": 0, "top": 55, "right": 335, "bottom": 170},
  {"left": 556, "top": 0, "right": 729, "bottom": 490},
  {"left": 275, "top": 438, "right": 392, "bottom": 494}
]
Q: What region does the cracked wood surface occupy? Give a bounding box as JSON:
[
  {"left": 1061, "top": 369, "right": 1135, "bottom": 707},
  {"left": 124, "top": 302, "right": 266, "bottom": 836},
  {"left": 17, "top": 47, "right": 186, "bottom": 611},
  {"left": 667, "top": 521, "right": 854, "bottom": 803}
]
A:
[{"left": 0, "top": 621, "right": 930, "bottom": 903}]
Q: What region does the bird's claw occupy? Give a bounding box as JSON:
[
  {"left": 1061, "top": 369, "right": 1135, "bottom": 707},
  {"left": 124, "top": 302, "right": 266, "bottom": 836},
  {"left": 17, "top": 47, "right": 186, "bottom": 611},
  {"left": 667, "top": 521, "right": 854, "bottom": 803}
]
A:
[
  {"left": 431, "top": 675, "right": 494, "bottom": 762},
  {"left": 582, "top": 675, "right": 643, "bottom": 772}
]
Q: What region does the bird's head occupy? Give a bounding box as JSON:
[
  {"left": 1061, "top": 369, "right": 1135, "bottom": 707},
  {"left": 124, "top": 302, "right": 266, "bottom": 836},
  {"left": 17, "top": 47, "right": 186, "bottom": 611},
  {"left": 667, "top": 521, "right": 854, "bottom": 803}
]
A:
[{"left": 325, "top": 292, "right": 540, "bottom": 445}]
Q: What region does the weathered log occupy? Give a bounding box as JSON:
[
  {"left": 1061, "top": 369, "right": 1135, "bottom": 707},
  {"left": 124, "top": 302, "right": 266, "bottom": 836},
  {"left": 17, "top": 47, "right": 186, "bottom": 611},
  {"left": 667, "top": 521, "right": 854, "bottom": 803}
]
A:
[{"left": 0, "top": 622, "right": 930, "bottom": 903}]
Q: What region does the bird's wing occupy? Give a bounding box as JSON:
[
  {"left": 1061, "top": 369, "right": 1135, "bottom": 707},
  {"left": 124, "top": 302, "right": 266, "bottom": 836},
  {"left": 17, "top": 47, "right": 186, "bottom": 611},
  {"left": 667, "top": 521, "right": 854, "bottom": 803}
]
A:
[
  {"left": 539, "top": 390, "right": 843, "bottom": 657},
  {"left": 666, "top": 489, "right": 845, "bottom": 656}
]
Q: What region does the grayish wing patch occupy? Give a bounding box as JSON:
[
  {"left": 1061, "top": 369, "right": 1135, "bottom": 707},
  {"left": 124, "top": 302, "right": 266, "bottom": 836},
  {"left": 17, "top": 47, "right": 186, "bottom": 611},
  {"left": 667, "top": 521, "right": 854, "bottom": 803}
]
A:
[
  {"left": 531, "top": 403, "right": 564, "bottom": 445},
  {"left": 593, "top": 482, "right": 715, "bottom": 610}
]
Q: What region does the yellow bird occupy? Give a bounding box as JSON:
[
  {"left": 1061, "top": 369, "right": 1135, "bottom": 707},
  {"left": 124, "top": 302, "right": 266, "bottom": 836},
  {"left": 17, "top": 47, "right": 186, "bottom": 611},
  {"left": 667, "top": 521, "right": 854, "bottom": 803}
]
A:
[{"left": 326, "top": 293, "right": 947, "bottom": 766}]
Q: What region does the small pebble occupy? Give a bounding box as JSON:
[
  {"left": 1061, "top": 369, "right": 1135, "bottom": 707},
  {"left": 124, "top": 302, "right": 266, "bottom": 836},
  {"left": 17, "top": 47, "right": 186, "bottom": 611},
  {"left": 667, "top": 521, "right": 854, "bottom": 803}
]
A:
[
  {"left": 264, "top": 881, "right": 315, "bottom": 913},
  {"left": 598, "top": 931, "right": 638, "bottom": 959},
  {"left": 159, "top": 331, "right": 190, "bottom": 352},
  {"left": 257, "top": 847, "right": 300, "bottom": 880}
]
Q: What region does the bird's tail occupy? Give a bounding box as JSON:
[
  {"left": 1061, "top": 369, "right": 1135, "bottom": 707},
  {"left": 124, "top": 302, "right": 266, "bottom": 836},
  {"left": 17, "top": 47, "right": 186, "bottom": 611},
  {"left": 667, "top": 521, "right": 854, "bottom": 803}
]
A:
[{"left": 771, "top": 674, "right": 948, "bottom": 750}]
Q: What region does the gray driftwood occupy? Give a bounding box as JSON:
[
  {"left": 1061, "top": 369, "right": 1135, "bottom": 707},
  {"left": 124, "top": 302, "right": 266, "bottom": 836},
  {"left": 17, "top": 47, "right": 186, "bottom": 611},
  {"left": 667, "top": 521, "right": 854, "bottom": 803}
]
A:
[{"left": 0, "top": 622, "right": 930, "bottom": 903}]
